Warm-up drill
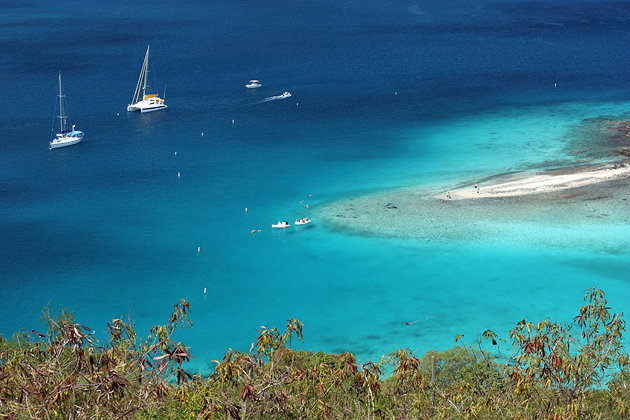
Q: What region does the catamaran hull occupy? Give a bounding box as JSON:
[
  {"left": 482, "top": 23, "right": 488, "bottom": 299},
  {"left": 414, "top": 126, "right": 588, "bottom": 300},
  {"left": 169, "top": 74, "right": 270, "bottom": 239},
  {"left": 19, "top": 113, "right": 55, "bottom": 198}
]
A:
[
  {"left": 49, "top": 136, "right": 83, "bottom": 149},
  {"left": 127, "top": 103, "right": 168, "bottom": 112},
  {"left": 141, "top": 104, "right": 167, "bottom": 113}
]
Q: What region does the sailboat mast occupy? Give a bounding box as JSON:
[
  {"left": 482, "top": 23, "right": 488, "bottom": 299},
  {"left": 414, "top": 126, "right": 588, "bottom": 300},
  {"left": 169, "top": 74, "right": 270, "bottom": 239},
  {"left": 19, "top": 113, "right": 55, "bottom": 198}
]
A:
[{"left": 58, "top": 71, "right": 66, "bottom": 133}]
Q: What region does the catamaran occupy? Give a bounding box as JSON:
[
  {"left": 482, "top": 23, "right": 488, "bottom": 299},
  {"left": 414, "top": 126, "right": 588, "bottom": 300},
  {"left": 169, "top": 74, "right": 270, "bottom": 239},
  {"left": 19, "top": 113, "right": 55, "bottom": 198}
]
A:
[
  {"left": 127, "top": 45, "right": 167, "bottom": 113},
  {"left": 49, "top": 72, "right": 84, "bottom": 150}
]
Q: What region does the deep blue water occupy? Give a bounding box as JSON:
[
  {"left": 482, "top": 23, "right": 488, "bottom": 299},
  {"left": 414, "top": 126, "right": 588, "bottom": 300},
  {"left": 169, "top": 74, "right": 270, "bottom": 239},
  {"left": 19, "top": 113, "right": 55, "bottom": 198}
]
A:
[{"left": 1, "top": 0, "right": 630, "bottom": 372}]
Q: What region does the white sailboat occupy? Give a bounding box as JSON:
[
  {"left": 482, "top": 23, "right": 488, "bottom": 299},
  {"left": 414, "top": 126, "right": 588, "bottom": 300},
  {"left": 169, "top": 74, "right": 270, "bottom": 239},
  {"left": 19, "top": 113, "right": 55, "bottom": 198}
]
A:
[
  {"left": 49, "top": 72, "right": 84, "bottom": 150},
  {"left": 127, "top": 45, "right": 167, "bottom": 113}
]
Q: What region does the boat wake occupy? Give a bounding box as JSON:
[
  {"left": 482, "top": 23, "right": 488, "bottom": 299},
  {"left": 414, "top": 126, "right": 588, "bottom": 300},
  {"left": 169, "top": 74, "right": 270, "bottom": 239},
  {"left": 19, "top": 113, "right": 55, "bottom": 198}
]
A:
[{"left": 258, "top": 91, "right": 292, "bottom": 103}]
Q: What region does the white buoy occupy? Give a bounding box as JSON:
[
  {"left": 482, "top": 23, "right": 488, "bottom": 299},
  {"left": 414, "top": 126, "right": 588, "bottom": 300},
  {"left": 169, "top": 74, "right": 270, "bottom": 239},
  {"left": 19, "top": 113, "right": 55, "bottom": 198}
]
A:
[
  {"left": 178, "top": 172, "right": 181, "bottom": 178},
  {"left": 117, "top": 113, "right": 120, "bottom": 116},
  {"left": 204, "top": 287, "right": 207, "bottom": 294},
  {"left": 232, "top": 119, "right": 235, "bottom": 125},
  {"left": 174, "top": 151, "right": 177, "bottom": 156},
  {"left": 198, "top": 246, "right": 201, "bottom": 253},
  {"left": 554, "top": 83, "right": 557, "bottom": 87},
  {"left": 245, "top": 207, "right": 248, "bottom": 213},
  {"left": 395, "top": 91, "right": 398, "bottom": 95},
  {"left": 201, "top": 132, "right": 204, "bottom": 136}
]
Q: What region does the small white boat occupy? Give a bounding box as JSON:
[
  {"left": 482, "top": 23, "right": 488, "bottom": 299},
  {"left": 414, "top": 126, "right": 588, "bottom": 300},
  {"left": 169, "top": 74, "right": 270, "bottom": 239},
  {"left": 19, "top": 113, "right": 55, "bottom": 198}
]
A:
[
  {"left": 294, "top": 218, "right": 311, "bottom": 225},
  {"left": 127, "top": 45, "right": 167, "bottom": 113},
  {"left": 246, "top": 80, "right": 261, "bottom": 88},
  {"left": 280, "top": 91, "right": 291, "bottom": 98},
  {"left": 49, "top": 72, "right": 84, "bottom": 150},
  {"left": 271, "top": 221, "right": 290, "bottom": 229}
]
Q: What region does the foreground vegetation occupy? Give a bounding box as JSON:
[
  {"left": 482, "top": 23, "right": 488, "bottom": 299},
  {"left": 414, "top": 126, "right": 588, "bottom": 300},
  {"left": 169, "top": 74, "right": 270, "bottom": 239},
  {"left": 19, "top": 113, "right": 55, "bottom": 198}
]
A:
[{"left": 1, "top": 288, "right": 629, "bottom": 419}]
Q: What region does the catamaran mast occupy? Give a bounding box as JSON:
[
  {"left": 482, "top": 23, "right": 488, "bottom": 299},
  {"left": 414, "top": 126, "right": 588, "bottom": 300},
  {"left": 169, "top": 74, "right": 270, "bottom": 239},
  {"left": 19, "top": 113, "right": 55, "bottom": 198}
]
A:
[
  {"left": 142, "top": 45, "right": 149, "bottom": 99},
  {"left": 130, "top": 45, "right": 150, "bottom": 105}
]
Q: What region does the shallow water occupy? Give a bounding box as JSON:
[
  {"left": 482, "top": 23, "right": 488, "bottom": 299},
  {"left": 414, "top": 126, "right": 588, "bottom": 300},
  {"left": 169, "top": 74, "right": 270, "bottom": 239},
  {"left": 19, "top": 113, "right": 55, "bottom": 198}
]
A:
[{"left": 319, "top": 176, "right": 630, "bottom": 245}]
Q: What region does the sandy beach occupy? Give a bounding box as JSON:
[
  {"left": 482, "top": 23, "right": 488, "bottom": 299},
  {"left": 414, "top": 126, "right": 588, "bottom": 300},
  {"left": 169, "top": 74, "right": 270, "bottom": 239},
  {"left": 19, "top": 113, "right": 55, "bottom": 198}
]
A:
[{"left": 447, "top": 161, "right": 630, "bottom": 199}]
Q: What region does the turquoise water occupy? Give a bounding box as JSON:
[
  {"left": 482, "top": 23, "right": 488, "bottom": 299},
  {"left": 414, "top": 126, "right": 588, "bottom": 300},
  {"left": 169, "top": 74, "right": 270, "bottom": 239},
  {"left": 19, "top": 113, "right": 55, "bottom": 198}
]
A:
[{"left": 1, "top": 0, "right": 629, "bottom": 373}]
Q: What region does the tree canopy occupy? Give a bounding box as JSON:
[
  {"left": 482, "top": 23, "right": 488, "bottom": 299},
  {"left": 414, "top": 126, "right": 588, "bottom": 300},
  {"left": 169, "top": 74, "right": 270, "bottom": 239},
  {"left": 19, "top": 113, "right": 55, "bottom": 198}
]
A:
[{"left": 1, "top": 288, "right": 629, "bottom": 419}]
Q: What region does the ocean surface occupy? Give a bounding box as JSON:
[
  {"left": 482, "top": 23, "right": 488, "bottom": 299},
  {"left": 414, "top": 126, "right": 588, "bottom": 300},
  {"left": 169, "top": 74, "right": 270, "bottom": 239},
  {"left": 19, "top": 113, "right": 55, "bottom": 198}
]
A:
[{"left": 1, "top": 0, "right": 629, "bottom": 373}]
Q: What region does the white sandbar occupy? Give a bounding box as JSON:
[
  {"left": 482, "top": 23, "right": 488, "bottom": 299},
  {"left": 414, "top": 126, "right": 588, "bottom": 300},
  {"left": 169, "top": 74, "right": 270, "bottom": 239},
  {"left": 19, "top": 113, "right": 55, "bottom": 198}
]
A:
[{"left": 446, "top": 162, "right": 630, "bottom": 200}]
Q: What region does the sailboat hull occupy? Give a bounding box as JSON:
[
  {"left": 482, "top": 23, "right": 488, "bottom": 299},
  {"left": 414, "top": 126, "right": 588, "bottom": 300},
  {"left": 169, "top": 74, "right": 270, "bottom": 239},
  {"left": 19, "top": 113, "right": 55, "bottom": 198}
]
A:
[{"left": 49, "top": 134, "right": 84, "bottom": 149}]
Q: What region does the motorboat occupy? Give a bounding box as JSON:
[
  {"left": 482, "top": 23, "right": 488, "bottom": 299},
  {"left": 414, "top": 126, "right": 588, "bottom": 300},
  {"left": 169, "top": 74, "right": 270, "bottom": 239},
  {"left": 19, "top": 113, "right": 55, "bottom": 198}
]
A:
[
  {"left": 246, "top": 80, "right": 261, "bottom": 88},
  {"left": 271, "top": 221, "right": 290, "bottom": 229},
  {"left": 49, "top": 72, "right": 84, "bottom": 150},
  {"left": 127, "top": 45, "right": 167, "bottom": 113},
  {"left": 262, "top": 91, "right": 293, "bottom": 102},
  {"left": 294, "top": 218, "right": 311, "bottom": 225}
]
